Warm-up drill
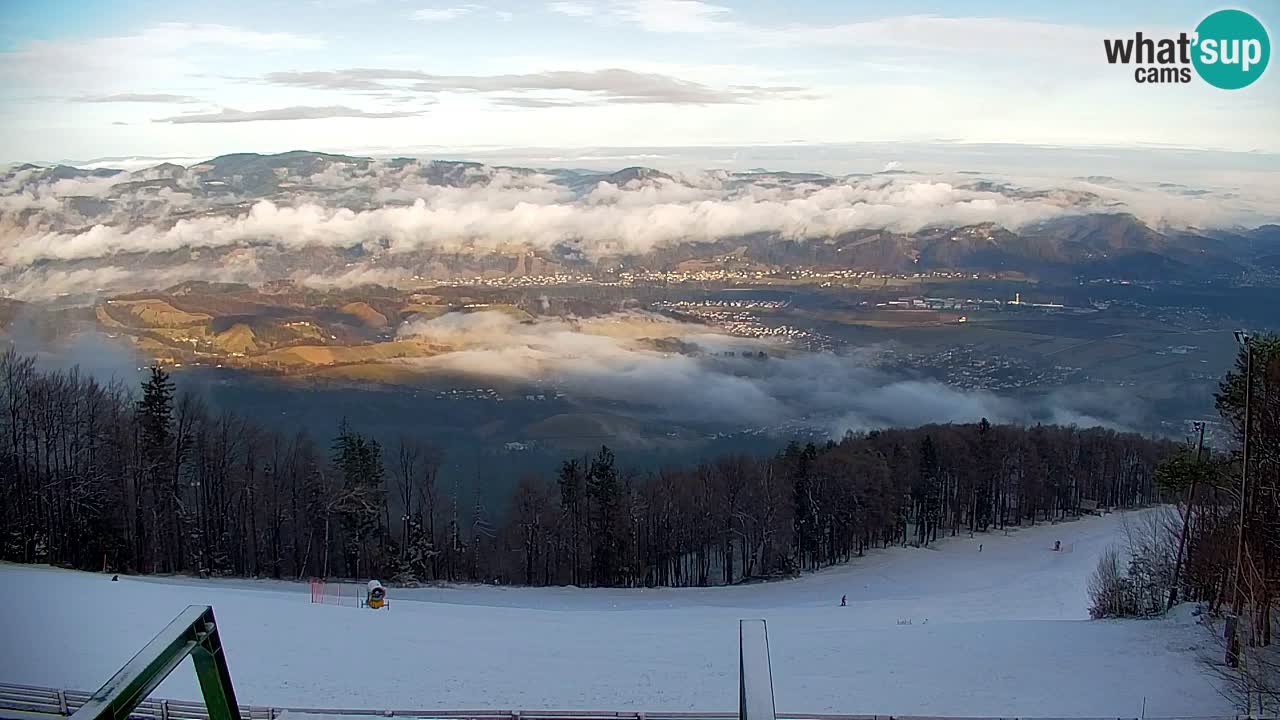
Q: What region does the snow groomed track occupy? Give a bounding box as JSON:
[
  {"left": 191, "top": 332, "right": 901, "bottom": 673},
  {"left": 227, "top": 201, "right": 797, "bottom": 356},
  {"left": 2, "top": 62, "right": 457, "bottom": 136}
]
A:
[{"left": 0, "top": 510, "right": 1230, "bottom": 717}]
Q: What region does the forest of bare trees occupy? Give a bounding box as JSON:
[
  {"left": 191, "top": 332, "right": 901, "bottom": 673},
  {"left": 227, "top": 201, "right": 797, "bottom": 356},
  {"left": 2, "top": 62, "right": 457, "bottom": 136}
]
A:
[
  {"left": 0, "top": 347, "right": 1175, "bottom": 588},
  {"left": 1110, "top": 333, "right": 1280, "bottom": 714}
]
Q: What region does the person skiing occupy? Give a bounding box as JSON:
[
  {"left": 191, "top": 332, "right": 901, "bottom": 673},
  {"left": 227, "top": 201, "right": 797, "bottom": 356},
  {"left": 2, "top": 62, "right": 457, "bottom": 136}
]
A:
[{"left": 841, "top": 594, "right": 847, "bottom": 607}]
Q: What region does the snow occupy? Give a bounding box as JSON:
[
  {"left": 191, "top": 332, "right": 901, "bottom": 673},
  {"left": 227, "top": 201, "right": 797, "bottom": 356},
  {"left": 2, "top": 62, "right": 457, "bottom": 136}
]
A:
[{"left": 0, "top": 510, "right": 1230, "bottom": 717}]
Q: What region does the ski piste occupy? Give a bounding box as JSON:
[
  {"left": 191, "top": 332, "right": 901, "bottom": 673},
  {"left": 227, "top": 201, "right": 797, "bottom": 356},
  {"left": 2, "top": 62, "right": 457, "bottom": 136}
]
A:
[{"left": 0, "top": 510, "right": 1226, "bottom": 717}]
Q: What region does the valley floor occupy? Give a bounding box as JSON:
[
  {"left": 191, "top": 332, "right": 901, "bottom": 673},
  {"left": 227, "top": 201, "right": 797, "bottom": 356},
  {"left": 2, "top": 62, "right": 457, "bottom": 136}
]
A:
[{"left": 0, "top": 510, "right": 1230, "bottom": 717}]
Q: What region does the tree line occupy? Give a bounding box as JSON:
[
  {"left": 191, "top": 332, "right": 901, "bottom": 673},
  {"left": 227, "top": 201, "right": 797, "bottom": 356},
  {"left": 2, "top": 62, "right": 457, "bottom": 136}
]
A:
[
  {"left": 1109, "top": 333, "right": 1279, "bottom": 713},
  {"left": 0, "top": 348, "right": 1173, "bottom": 586}
]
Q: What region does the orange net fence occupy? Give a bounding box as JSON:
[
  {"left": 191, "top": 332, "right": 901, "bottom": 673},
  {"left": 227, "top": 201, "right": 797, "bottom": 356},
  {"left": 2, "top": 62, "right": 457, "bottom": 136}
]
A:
[{"left": 308, "top": 578, "right": 364, "bottom": 607}]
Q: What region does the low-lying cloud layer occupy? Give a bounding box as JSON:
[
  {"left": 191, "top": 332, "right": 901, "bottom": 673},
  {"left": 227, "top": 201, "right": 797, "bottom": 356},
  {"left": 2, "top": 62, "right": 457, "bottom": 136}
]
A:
[
  {"left": 4, "top": 155, "right": 1272, "bottom": 275},
  {"left": 397, "top": 310, "right": 1142, "bottom": 432},
  {"left": 0, "top": 181, "right": 1064, "bottom": 265}
]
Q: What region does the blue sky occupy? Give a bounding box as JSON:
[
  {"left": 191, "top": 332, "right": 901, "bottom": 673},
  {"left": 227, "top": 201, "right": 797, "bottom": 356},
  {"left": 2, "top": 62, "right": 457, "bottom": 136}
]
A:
[{"left": 0, "top": 0, "right": 1277, "bottom": 162}]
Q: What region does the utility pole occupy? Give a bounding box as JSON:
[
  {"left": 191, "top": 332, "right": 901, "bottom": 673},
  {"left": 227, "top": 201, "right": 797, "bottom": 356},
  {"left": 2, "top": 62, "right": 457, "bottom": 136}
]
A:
[
  {"left": 1167, "top": 420, "right": 1204, "bottom": 610},
  {"left": 1227, "top": 331, "right": 1253, "bottom": 668}
]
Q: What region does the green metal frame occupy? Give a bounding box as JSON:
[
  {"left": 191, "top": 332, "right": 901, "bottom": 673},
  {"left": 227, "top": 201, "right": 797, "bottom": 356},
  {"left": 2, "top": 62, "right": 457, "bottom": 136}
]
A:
[
  {"left": 68, "top": 605, "right": 242, "bottom": 720},
  {"left": 29, "top": 604, "right": 770, "bottom": 720}
]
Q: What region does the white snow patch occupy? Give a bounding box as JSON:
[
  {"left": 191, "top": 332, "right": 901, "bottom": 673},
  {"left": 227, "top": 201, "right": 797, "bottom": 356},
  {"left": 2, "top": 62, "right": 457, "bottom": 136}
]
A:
[{"left": 0, "top": 510, "right": 1228, "bottom": 717}]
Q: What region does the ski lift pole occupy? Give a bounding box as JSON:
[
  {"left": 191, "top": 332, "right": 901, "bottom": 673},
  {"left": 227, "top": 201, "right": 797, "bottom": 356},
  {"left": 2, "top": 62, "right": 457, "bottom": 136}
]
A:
[{"left": 738, "top": 619, "right": 776, "bottom": 720}]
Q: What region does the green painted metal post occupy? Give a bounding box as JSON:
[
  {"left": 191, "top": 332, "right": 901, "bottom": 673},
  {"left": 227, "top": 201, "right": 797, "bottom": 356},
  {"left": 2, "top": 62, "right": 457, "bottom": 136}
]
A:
[
  {"left": 68, "top": 605, "right": 242, "bottom": 720},
  {"left": 191, "top": 616, "right": 242, "bottom": 720}
]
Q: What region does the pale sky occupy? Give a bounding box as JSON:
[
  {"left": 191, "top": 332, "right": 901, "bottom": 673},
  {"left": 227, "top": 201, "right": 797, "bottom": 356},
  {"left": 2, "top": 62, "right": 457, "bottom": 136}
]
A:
[{"left": 1, "top": 0, "right": 1278, "bottom": 163}]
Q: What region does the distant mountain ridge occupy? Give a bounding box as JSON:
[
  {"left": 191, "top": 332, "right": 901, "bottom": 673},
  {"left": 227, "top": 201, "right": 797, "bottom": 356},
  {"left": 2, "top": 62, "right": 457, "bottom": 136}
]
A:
[{"left": 2, "top": 150, "right": 1275, "bottom": 288}]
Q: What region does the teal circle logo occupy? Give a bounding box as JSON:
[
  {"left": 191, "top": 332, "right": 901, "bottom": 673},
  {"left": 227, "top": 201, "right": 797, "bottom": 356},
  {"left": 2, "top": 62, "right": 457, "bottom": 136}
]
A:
[{"left": 1192, "top": 9, "right": 1270, "bottom": 89}]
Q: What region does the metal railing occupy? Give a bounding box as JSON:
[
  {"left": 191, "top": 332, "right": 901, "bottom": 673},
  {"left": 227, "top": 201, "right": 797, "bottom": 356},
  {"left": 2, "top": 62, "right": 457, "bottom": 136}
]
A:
[
  {"left": 0, "top": 684, "right": 270, "bottom": 720},
  {"left": 0, "top": 606, "right": 244, "bottom": 720},
  {"left": 0, "top": 683, "right": 1267, "bottom": 720}
]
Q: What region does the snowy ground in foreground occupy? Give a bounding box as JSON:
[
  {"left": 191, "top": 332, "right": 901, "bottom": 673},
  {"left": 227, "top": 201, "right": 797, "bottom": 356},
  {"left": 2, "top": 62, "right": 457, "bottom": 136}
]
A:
[{"left": 0, "top": 510, "right": 1230, "bottom": 717}]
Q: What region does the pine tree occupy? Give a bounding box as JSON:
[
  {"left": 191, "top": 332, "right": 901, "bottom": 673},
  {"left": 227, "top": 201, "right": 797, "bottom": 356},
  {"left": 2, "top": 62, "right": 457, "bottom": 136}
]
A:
[
  {"left": 587, "top": 446, "right": 620, "bottom": 586},
  {"left": 138, "top": 366, "right": 174, "bottom": 465},
  {"left": 918, "top": 435, "right": 941, "bottom": 545},
  {"left": 329, "top": 421, "right": 386, "bottom": 578},
  {"left": 974, "top": 418, "right": 996, "bottom": 532},
  {"left": 785, "top": 441, "right": 817, "bottom": 570},
  {"left": 136, "top": 365, "right": 175, "bottom": 571},
  {"left": 558, "top": 458, "right": 584, "bottom": 585}
]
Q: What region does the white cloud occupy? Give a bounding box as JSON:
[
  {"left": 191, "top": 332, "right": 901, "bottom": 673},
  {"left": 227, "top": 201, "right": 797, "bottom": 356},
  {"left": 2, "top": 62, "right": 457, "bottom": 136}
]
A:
[
  {"left": 755, "top": 14, "right": 1104, "bottom": 56},
  {"left": 412, "top": 5, "right": 482, "bottom": 22},
  {"left": 3, "top": 1, "right": 1274, "bottom": 159},
  {"left": 0, "top": 23, "right": 322, "bottom": 83},
  {"left": 9, "top": 168, "right": 1256, "bottom": 269},
  {"left": 75, "top": 156, "right": 213, "bottom": 171},
  {"left": 392, "top": 310, "right": 1140, "bottom": 430},
  {"left": 78, "top": 93, "right": 202, "bottom": 104},
  {"left": 294, "top": 266, "right": 412, "bottom": 289},
  {"left": 262, "top": 67, "right": 806, "bottom": 105},
  {"left": 547, "top": 1, "right": 596, "bottom": 17},
  {"left": 155, "top": 106, "right": 426, "bottom": 123},
  {"left": 1, "top": 262, "right": 260, "bottom": 301},
  {"left": 610, "top": 0, "right": 734, "bottom": 34},
  {"left": 586, "top": 2, "right": 1117, "bottom": 60}
]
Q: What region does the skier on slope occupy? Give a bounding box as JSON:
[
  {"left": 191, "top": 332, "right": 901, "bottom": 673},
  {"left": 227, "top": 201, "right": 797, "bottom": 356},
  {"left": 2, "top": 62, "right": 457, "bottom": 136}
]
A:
[{"left": 841, "top": 594, "right": 847, "bottom": 607}]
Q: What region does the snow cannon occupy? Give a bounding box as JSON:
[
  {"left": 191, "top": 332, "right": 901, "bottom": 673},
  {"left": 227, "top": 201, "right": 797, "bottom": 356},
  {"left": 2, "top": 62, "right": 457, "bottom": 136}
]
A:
[{"left": 366, "top": 580, "right": 387, "bottom": 609}]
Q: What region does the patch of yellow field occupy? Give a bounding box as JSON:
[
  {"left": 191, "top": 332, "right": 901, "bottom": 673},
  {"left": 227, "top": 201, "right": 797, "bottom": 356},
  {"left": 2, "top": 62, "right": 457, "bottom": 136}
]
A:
[
  {"left": 339, "top": 301, "right": 388, "bottom": 328},
  {"left": 213, "top": 323, "right": 258, "bottom": 354},
  {"left": 279, "top": 320, "right": 326, "bottom": 342},
  {"left": 466, "top": 304, "right": 533, "bottom": 321},
  {"left": 400, "top": 304, "right": 451, "bottom": 320},
  {"left": 133, "top": 336, "right": 180, "bottom": 359},
  {"left": 252, "top": 339, "right": 430, "bottom": 368},
  {"left": 112, "top": 299, "right": 211, "bottom": 328},
  {"left": 142, "top": 327, "right": 210, "bottom": 345},
  {"left": 94, "top": 304, "right": 126, "bottom": 329},
  {"left": 307, "top": 363, "right": 430, "bottom": 383}
]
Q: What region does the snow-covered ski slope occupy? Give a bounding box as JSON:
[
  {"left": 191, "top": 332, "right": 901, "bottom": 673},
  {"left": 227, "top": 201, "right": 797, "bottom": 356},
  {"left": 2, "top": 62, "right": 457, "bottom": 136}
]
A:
[{"left": 0, "top": 509, "right": 1229, "bottom": 717}]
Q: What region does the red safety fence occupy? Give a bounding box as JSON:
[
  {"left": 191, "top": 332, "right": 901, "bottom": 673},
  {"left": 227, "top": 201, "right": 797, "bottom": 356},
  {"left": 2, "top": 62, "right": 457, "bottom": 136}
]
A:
[{"left": 308, "top": 578, "right": 362, "bottom": 607}]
